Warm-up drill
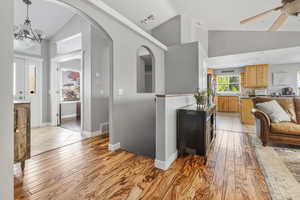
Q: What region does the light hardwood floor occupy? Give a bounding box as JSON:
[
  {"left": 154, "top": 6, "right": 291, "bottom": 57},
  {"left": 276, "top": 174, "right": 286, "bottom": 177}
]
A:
[
  {"left": 31, "top": 126, "right": 83, "bottom": 156},
  {"left": 15, "top": 114, "right": 270, "bottom": 200}
]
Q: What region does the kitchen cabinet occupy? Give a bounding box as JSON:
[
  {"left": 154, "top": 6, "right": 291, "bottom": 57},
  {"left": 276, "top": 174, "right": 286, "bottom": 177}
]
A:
[
  {"left": 240, "top": 98, "right": 255, "bottom": 125},
  {"left": 256, "top": 65, "right": 269, "bottom": 88},
  {"left": 244, "top": 65, "right": 269, "bottom": 88},
  {"left": 14, "top": 102, "right": 31, "bottom": 171},
  {"left": 216, "top": 96, "right": 239, "bottom": 113},
  {"left": 228, "top": 96, "right": 239, "bottom": 112},
  {"left": 240, "top": 72, "right": 245, "bottom": 88}
]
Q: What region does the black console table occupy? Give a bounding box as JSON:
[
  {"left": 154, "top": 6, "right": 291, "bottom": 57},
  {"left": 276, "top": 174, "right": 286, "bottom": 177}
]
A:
[{"left": 177, "top": 104, "right": 216, "bottom": 161}]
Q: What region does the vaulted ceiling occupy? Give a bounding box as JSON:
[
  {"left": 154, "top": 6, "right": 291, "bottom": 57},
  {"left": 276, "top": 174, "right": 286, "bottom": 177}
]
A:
[
  {"left": 101, "top": 0, "right": 300, "bottom": 31},
  {"left": 14, "top": 0, "right": 300, "bottom": 38},
  {"left": 14, "top": 0, "right": 75, "bottom": 39}
]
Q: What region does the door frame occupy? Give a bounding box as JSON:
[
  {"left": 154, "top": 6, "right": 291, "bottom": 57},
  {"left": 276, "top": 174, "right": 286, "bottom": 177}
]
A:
[
  {"left": 14, "top": 54, "right": 44, "bottom": 127},
  {"left": 50, "top": 50, "right": 84, "bottom": 132}
]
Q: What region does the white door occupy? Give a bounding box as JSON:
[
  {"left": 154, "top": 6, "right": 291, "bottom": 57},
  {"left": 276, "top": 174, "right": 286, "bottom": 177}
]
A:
[
  {"left": 13, "top": 58, "right": 26, "bottom": 101},
  {"left": 13, "top": 58, "right": 42, "bottom": 128}
]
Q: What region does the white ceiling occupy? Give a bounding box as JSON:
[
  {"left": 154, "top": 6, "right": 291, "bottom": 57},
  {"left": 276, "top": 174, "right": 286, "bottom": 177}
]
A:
[
  {"left": 206, "top": 46, "right": 300, "bottom": 69},
  {"left": 101, "top": 0, "right": 300, "bottom": 31},
  {"left": 14, "top": 0, "right": 75, "bottom": 38},
  {"left": 100, "top": 0, "right": 177, "bottom": 30}
]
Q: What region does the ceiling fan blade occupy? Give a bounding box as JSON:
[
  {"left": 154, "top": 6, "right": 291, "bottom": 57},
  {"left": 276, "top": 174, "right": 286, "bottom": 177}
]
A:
[
  {"left": 240, "top": 6, "right": 282, "bottom": 24},
  {"left": 268, "top": 13, "right": 289, "bottom": 32}
]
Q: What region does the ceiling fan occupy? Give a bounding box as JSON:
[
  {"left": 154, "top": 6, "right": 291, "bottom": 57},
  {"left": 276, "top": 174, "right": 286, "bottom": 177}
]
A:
[{"left": 240, "top": 0, "right": 300, "bottom": 32}]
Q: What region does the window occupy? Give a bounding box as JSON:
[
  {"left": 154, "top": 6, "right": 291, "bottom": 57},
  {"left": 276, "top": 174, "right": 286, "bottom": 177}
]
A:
[
  {"left": 56, "top": 33, "right": 82, "bottom": 54},
  {"left": 216, "top": 75, "right": 240, "bottom": 93},
  {"left": 137, "top": 46, "right": 155, "bottom": 93},
  {"left": 28, "top": 65, "right": 36, "bottom": 95}
]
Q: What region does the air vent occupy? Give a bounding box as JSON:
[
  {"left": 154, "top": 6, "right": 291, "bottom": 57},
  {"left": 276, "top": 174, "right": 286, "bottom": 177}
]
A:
[
  {"left": 221, "top": 70, "right": 235, "bottom": 73},
  {"left": 141, "top": 14, "right": 155, "bottom": 24}
]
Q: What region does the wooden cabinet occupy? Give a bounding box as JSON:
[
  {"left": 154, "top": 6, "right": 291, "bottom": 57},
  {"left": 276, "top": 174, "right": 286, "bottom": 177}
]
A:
[
  {"left": 207, "top": 68, "right": 214, "bottom": 75},
  {"left": 244, "top": 65, "right": 269, "bottom": 88},
  {"left": 14, "top": 102, "right": 31, "bottom": 171},
  {"left": 216, "top": 96, "right": 239, "bottom": 113},
  {"left": 177, "top": 105, "right": 216, "bottom": 160},
  {"left": 216, "top": 96, "right": 228, "bottom": 112},
  {"left": 256, "top": 65, "right": 269, "bottom": 88},
  {"left": 240, "top": 98, "right": 255, "bottom": 125},
  {"left": 245, "top": 66, "right": 257, "bottom": 88},
  {"left": 240, "top": 72, "right": 245, "bottom": 88},
  {"left": 228, "top": 96, "right": 239, "bottom": 112}
]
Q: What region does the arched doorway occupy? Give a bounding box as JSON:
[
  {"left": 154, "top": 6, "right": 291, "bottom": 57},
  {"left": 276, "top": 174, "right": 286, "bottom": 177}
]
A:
[{"left": 13, "top": 0, "right": 114, "bottom": 155}]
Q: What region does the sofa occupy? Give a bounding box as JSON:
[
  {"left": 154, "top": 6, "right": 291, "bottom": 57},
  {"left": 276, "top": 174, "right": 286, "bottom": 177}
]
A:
[{"left": 252, "top": 97, "right": 300, "bottom": 146}]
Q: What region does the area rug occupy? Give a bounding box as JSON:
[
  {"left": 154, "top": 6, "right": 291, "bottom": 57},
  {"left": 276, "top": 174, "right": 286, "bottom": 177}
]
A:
[{"left": 249, "top": 134, "right": 300, "bottom": 200}]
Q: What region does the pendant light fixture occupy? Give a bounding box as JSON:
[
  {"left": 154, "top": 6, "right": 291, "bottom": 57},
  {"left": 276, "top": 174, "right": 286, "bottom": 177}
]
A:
[{"left": 14, "top": 0, "right": 45, "bottom": 43}]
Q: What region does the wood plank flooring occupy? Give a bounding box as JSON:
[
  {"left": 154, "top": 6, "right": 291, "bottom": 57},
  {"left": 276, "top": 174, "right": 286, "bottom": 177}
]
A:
[{"left": 14, "top": 129, "right": 271, "bottom": 200}]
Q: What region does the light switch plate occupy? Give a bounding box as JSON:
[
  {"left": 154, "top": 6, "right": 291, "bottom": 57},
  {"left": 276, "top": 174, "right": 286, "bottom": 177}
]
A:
[{"left": 118, "top": 89, "right": 124, "bottom": 96}]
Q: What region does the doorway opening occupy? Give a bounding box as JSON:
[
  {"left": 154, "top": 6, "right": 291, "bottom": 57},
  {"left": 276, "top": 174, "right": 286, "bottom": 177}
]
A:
[
  {"left": 51, "top": 52, "right": 83, "bottom": 134},
  {"left": 13, "top": 0, "right": 113, "bottom": 159}
]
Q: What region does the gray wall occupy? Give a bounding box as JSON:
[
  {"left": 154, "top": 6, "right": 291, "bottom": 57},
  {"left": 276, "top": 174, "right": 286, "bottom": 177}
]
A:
[
  {"left": 165, "top": 42, "right": 207, "bottom": 94},
  {"left": 165, "top": 42, "right": 199, "bottom": 94},
  {"left": 268, "top": 63, "right": 300, "bottom": 94},
  {"left": 151, "top": 15, "right": 181, "bottom": 47},
  {"left": 209, "top": 31, "right": 300, "bottom": 57},
  {"left": 91, "top": 27, "right": 110, "bottom": 131},
  {"left": 0, "top": 0, "right": 13, "bottom": 198},
  {"left": 58, "top": 0, "right": 166, "bottom": 159},
  {"left": 151, "top": 15, "right": 208, "bottom": 54}
]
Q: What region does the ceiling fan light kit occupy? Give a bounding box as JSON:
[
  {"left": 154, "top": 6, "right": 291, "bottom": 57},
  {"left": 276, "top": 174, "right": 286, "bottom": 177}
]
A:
[{"left": 240, "top": 0, "right": 300, "bottom": 32}]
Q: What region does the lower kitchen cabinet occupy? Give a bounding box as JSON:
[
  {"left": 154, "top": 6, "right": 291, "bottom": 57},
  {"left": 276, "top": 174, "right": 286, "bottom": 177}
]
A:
[
  {"left": 240, "top": 98, "right": 255, "bottom": 125},
  {"left": 216, "top": 96, "right": 239, "bottom": 113}
]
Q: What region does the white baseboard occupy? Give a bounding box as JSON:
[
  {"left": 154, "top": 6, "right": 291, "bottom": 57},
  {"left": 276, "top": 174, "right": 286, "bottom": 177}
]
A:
[
  {"left": 82, "top": 130, "right": 104, "bottom": 138},
  {"left": 155, "top": 151, "right": 178, "bottom": 171},
  {"left": 36, "top": 122, "right": 51, "bottom": 128},
  {"left": 61, "top": 114, "right": 77, "bottom": 119},
  {"left": 109, "top": 143, "right": 121, "bottom": 151}
]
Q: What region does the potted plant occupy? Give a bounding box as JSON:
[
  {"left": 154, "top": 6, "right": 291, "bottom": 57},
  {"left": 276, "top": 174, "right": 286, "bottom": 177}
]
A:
[{"left": 194, "top": 90, "right": 208, "bottom": 108}]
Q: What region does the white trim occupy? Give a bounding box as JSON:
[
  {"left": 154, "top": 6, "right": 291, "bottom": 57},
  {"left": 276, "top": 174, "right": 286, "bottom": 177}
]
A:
[
  {"left": 41, "top": 122, "right": 52, "bottom": 127},
  {"left": 50, "top": 50, "right": 84, "bottom": 133},
  {"left": 87, "top": 0, "right": 168, "bottom": 51},
  {"left": 61, "top": 114, "right": 77, "bottom": 119},
  {"left": 51, "top": 50, "right": 83, "bottom": 62},
  {"left": 14, "top": 53, "right": 44, "bottom": 62},
  {"left": 109, "top": 143, "right": 121, "bottom": 151},
  {"left": 56, "top": 33, "right": 82, "bottom": 44},
  {"left": 82, "top": 130, "right": 104, "bottom": 138},
  {"left": 155, "top": 151, "right": 178, "bottom": 171}
]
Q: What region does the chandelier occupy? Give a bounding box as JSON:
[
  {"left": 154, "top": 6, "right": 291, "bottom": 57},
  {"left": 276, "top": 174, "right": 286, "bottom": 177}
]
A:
[{"left": 14, "top": 0, "right": 44, "bottom": 43}]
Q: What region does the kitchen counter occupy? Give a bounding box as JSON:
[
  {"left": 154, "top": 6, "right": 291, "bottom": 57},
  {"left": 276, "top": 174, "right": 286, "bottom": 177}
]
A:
[{"left": 239, "top": 95, "right": 299, "bottom": 99}]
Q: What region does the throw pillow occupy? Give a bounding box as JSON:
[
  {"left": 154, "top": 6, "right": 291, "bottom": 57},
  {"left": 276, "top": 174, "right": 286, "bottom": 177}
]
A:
[
  {"left": 256, "top": 100, "right": 291, "bottom": 123},
  {"left": 276, "top": 99, "right": 297, "bottom": 123},
  {"left": 294, "top": 98, "right": 300, "bottom": 124}
]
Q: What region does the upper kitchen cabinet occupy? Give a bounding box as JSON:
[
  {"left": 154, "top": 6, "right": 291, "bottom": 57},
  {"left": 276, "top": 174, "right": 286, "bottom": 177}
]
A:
[{"left": 244, "top": 65, "right": 269, "bottom": 88}]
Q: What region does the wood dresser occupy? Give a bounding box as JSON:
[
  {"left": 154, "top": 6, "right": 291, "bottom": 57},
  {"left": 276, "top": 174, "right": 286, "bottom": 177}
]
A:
[
  {"left": 14, "top": 102, "right": 31, "bottom": 171},
  {"left": 177, "top": 104, "right": 216, "bottom": 162}
]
